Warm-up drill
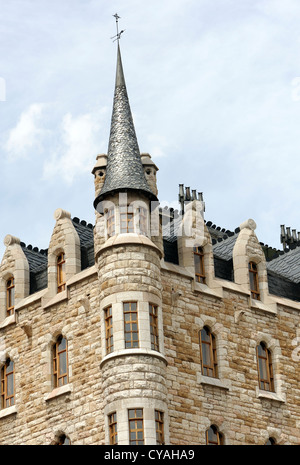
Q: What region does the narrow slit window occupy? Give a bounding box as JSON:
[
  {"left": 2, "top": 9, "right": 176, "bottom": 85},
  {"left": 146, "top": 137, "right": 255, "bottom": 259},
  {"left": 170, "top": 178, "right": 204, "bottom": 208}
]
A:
[
  {"left": 149, "top": 304, "right": 159, "bottom": 351},
  {"left": 104, "top": 306, "right": 114, "bottom": 354},
  {"left": 107, "top": 207, "right": 115, "bottom": 237},
  {"left": 249, "top": 261, "right": 260, "bottom": 300},
  {"left": 128, "top": 409, "right": 144, "bottom": 445},
  {"left": 193, "top": 247, "right": 206, "bottom": 284},
  {"left": 57, "top": 253, "right": 66, "bottom": 293},
  {"left": 53, "top": 336, "right": 68, "bottom": 388},
  {"left": 155, "top": 410, "right": 165, "bottom": 445},
  {"left": 256, "top": 342, "right": 274, "bottom": 392},
  {"left": 1, "top": 359, "right": 14, "bottom": 409},
  {"left": 108, "top": 412, "right": 118, "bottom": 445},
  {"left": 138, "top": 207, "right": 147, "bottom": 235},
  {"left": 6, "top": 277, "right": 15, "bottom": 317},
  {"left": 124, "top": 302, "right": 139, "bottom": 349},
  {"left": 200, "top": 326, "right": 218, "bottom": 378}
]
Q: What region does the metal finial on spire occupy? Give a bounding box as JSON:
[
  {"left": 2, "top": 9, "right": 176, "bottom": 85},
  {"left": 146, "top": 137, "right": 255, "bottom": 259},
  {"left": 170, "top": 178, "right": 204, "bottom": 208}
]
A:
[{"left": 111, "top": 13, "right": 125, "bottom": 42}]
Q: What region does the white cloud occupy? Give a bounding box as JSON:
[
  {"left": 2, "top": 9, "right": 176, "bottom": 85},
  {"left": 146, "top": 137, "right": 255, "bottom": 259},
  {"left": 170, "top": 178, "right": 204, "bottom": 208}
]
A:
[
  {"left": 43, "top": 111, "right": 104, "bottom": 184},
  {"left": 5, "top": 103, "right": 45, "bottom": 158}
]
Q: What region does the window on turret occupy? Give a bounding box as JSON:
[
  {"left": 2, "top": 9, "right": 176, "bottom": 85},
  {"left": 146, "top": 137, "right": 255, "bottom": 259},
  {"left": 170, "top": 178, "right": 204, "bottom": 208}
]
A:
[
  {"left": 193, "top": 247, "right": 206, "bottom": 284},
  {"left": 57, "top": 253, "right": 66, "bottom": 293},
  {"left": 138, "top": 207, "right": 147, "bottom": 235},
  {"left": 107, "top": 207, "right": 115, "bottom": 237},
  {"left": 120, "top": 205, "right": 134, "bottom": 233},
  {"left": 108, "top": 412, "right": 118, "bottom": 445},
  {"left": 128, "top": 409, "right": 144, "bottom": 445},
  {"left": 1, "top": 359, "right": 14, "bottom": 409},
  {"left": 200, "top": 326, "right": 218, "bottom": 378},
  {"left": 206, "top": 425, "right": 224, "bottom": 445},
  {"left": 149, "top": 304, "right": 159, "bottom": 351},
  {"left": 6, "top": 277, "right": 15, "bottom": 317},
  {"left": 104, "top": 306, "right": 114, "bottom": 354},
  {"left": 53, "top": 336, "right": 68, "bottom": 388},
  {"left": 155, "top": 410, "right": 165, "bottom": 445},
  {"left": 249, "top": 261, "right": 260, "bottom": 300},
  {"left": 124, "top": 302, "right": 139, "bottom": 348},
  {"left": 256, "top": 342, "right": 274, "bottom": 392}
]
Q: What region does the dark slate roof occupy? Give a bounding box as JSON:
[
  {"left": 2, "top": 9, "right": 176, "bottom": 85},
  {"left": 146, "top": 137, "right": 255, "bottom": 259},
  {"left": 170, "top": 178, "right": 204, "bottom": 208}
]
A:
[
  {"left": 72, "top": 217, "right": 95, "bottom": 270},
  {"left": 266, "top": 244, "right": 300, "bottom": 284},
  {"left": 94, "top": 43, "right": 156, "bottom": 209}
]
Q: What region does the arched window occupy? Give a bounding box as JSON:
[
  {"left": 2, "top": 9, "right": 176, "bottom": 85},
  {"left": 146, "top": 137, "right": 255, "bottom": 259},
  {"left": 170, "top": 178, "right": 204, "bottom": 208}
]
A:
[
  {"left": 206, "top": 425, "right": 223, "bottom": 445},
  {"left": 256, "top": 342, "right": 274, "bottom": 392},
  {"left": 52, "top": 433, "right": 71, "bottom": 445},
  {"left": 249, "top": 261, "right": 260, "bottom": 300},
  {"left": 200, "top": 326, "right": 218, "bottom": 378},
  {"left": 265, "top": 437, "right": 276, "bottom": 445},
  {"left": 57, "top": 253, "right": 66, "bottom": 293},
  {"left": 1, "top": 359, "right": 14, "bottom": 409},
  {"left": 193, "top": 247, "right": 206, "bottom": 284},
  {"left": 53, "top": 336, "right": 68, "bottom": 388},
  {"left": 6, "top": 277, "right": 15, "bottom": 317}
]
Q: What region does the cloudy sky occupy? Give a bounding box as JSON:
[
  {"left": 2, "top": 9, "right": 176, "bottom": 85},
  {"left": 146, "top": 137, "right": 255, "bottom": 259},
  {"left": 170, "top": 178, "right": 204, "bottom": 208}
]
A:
[{"left": 1, "top": 0, "right": 300, "bottom": 259}]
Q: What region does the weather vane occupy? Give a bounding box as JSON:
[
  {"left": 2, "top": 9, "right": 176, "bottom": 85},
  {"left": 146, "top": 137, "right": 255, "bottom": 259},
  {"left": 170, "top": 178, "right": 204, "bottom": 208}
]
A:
[{"left": 111, "top": 13, "right": 125, "bottom": 42}]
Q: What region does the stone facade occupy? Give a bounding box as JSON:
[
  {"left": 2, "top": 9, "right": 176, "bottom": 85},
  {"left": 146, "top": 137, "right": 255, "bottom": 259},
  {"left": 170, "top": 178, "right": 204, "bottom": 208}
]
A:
[{"left": 0, "top": 41, "right": 299, "bottom": 446}]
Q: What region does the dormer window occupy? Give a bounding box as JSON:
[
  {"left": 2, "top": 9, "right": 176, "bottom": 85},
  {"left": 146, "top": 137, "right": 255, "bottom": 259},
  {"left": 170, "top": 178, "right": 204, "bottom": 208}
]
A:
[
  {"left": 120, "top": 205, "right": 134, "bottom": 234},
  {"left": 6, "top": 277, "right": 15, "bottom": 317},
  {"left": 193, "top": 247, "right": 206, "bottom": 284},
  {"left": 249, "top": 261, "right": 260, "bottom": 300},
  {"left": 57, "top": 253, "right": 66, "bottom": 293}
]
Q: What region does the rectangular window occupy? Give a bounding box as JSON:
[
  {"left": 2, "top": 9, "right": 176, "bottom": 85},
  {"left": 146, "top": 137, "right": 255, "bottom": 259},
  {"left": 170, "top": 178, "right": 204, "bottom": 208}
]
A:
[
  {"left": 155, "top": 410, "right": 165, "bottom": 445},
  {"left": 128, "top": 409, "right": 144, "bottom": 445},
  {"left": 104, "top": 306, "right": 114, "bottom": 354},
  {"left": 124, "top": 302, "right": 139, "bottom": 349},
  {"left": 200, "top": 327, "right": 218, "bottom": 378},
  {"left": 120, "top": 205, "right": 134, "bottom": 234},
  {"left": 1, "top": 360, "right": 14, "bottom": 409},
  {"left": 107, "top": 207, "right": 115, "bottom": 237},
  {"left": 149, "top": 304, "right": 159, "bottom": 351},
  {"left": 138, "top": 207, "right": 147, "bottom": 235},
  {"left": 193, "top": 247, "right": 206, "bottom": 284},
  {"left": 108, "top": 412, "right": 118, "bottom": 445}
]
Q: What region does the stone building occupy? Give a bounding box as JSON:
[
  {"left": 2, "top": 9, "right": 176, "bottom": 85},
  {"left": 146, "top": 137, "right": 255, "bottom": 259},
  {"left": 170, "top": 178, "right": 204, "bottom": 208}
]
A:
[{"left": 0, "top": 39, "right": 299, "bottom": 446}]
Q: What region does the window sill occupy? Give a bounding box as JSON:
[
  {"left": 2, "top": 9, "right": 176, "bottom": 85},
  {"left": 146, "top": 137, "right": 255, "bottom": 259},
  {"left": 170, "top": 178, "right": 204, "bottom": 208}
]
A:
[
  {"left": 250, "top": 299, "right": 277, "bottom": 315},
  {"left": 193, "top": 281, "right": 223, "bottom": 299},
  {"left": 100, "top": 348, "right": 168, "bottom": 368},
  {"left": 197, "top": 373, "right": 230, "bottom": 390},
  {"left": 45, "top": 383, "right": 73, "bottom": 401},
  {"left": 0, "top": 405, "right": 17, "bottom": 419},
  {"left": 43, "top": 290, "right": 68, "bottom": 311},
  {"left": 0, "top": 314, "right": 16, "bottom": 330},
  {"left": 257, "top": 389, "right": 285, "bottom": 403}
]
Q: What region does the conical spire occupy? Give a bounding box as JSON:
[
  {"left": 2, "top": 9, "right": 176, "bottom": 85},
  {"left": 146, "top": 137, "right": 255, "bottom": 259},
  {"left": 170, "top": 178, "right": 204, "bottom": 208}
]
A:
[{"left": 94, "top": 42, "right": 157, "bottom": 210}]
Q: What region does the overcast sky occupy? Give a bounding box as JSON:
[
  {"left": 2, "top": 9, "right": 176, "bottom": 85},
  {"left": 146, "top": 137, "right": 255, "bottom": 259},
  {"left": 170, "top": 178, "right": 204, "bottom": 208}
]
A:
[{"left": 1, "top": 0, "right": 300, "bottom": 259}]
